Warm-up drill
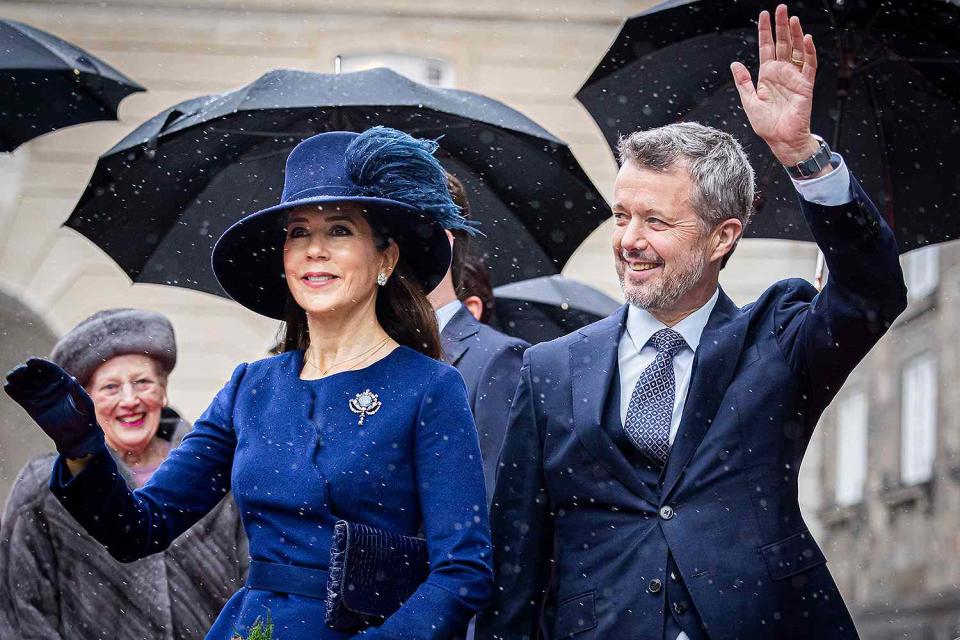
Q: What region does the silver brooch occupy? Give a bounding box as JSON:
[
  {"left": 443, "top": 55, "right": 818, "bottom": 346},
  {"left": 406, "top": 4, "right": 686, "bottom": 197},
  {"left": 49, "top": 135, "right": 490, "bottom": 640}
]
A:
[{"left": 348, "top": 389, "right": 382, "bottom": 426}]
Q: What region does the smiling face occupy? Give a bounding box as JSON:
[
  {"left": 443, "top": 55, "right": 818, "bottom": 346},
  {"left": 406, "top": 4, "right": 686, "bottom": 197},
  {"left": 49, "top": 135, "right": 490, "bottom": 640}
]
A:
[
  {"left": 613, "top": 160, "right": 726, "bottom": 320},
  {"left": 87, "top": 354, "right": 168, "bottom": 455},
  {"left": 283, "top": 203, "right": 399, "bottom": 319}
]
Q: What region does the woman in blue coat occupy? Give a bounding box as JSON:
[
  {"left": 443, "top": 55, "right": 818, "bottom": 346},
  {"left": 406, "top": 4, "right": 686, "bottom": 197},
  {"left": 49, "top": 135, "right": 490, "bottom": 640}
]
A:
[{"left": 3, "top": 127, "right": 494, "bottom": 639}]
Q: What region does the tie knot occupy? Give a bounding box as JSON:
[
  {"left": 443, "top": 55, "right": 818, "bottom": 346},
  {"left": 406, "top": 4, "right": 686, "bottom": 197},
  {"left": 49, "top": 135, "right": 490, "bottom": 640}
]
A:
[{"left": 651, "top": 328, "right": 686, "bottom": 356}]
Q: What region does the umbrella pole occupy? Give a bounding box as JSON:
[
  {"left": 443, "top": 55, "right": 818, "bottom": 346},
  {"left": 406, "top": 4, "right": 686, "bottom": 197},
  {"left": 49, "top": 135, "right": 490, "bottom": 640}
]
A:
[{"left": 334, "top": 55, "right": 342, "bottom": 74}]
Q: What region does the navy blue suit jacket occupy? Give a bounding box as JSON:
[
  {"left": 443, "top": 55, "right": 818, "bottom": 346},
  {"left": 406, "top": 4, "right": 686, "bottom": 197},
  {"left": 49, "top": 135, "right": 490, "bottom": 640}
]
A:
[
  {"left": 442, "top": 306, "right": 529, "bottom": 500},
  {"left": 477, "top": 177, "right": 907, "bottom": 640}
]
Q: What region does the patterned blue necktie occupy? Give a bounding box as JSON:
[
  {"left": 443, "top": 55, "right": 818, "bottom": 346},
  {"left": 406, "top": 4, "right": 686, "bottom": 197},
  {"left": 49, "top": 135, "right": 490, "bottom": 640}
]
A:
[{"left": 624, "top": 328, "right": 688, "bottom": 465}]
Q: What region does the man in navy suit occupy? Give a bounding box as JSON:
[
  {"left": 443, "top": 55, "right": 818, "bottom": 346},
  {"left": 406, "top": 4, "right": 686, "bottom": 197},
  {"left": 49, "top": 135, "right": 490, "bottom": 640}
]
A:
[
  {"left": 478, "top": 6, "right": 906, "bottom": 640},
  {"left": 432, "top": 173, "right": 529, "bottom": 501}
]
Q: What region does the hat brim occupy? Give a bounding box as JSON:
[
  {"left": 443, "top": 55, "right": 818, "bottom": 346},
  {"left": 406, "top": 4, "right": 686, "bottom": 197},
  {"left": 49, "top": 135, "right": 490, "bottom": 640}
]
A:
[{"left": 211, "top": 195, "right": 452, "bottom": 320}]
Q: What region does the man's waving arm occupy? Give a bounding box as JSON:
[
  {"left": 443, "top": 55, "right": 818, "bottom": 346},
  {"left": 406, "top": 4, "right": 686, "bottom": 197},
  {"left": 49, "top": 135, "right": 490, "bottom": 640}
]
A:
[{"left": 732, "top": 4, "right": 907, "bottom": 413}]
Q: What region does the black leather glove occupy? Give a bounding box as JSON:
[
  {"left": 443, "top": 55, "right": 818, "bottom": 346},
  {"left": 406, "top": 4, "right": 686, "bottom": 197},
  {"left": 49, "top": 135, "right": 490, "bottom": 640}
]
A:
[{"left": 4, "top": 357, "right": 105, "bottom": 459}]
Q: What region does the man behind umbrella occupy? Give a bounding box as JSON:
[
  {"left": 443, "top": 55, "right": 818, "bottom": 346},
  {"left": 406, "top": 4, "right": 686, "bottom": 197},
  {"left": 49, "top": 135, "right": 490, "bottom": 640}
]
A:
[
  {"left": 431, "top": 173, "right": 529, "bottom": 501},
  {"left": 478, "top": 6, "right": 906, "bottom": 640}
]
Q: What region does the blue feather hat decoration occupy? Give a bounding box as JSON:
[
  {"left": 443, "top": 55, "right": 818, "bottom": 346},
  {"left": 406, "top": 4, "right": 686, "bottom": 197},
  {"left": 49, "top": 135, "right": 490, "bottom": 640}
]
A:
[
  {"left": 212, "top": 127, "right": 472, "bottom": 319},
  {"left": 345, "top": 126, "right": 479, "bottom": 236}
]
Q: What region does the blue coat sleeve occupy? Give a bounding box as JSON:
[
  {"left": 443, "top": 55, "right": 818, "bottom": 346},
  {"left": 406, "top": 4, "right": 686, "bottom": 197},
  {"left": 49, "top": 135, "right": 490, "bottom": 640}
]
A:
[
  {"left": 475, "top": 353, "right": 552, "bottom": 640},
  {"left": 47, "top": 364, "right": 245, "bottom": 563},
  {"left": 365, "top": 366, "right": 494, "bottom": 639},
  {"left": 775, "top": 175, "right": 908, "bottom": 420}
]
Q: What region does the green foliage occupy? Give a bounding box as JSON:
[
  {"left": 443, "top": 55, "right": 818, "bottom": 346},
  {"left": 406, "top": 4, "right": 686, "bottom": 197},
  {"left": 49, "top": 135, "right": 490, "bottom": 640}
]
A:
[{"left": 232, "top": 611, "right": 274, "bottom": 640}]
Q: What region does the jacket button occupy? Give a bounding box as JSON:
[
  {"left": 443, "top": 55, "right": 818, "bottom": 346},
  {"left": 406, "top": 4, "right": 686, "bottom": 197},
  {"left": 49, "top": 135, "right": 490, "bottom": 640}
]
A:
[
  {"left": 659, "top": 505, "right": 675, "bottom": 520},
  {"left": 673, "top": 601, "right": 688, "bottom": 615},
  {"left": 648, "top": 578, "right": 662, "bottom": 593}
]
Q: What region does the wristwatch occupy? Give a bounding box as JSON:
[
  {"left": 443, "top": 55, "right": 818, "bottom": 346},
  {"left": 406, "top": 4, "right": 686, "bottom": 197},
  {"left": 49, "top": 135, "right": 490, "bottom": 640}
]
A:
[{"left": 784, "top": 134, "right": 832, "bottom": 179}]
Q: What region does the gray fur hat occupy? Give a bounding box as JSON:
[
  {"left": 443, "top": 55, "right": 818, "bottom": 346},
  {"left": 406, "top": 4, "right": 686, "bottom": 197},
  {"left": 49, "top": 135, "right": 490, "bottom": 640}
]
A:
[{"left": 49, "top": 309, "right": 177, "bottom": 387}]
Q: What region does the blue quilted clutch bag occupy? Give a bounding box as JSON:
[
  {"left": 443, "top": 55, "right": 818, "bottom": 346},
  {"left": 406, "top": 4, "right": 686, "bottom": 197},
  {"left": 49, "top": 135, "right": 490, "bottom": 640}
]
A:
[{"left": 325, "top": 520, "right": 430, "bottom": 631}]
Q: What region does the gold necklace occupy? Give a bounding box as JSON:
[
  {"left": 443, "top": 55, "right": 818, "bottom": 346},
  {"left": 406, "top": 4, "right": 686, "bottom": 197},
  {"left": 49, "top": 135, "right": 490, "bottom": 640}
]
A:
[
  {"left": 326, "top": 339, "right": 391, "bottom": 378},
  {"left": 306, "top": 337, "right": 391, "bottom": 377}
]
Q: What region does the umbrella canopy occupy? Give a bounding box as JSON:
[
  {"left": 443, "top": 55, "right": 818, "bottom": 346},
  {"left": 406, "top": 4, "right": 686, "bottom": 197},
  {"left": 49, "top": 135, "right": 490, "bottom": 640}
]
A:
[
  {"left": 65, "top": 67, "right": 609, "bottom": 297},
  {"left": 576, "top": 0, "right": 960, "bottom": 252},
  {"left": 492, "top": 275, "right": 622, "bottom": 344},
  {"left": 0, "top": 19, "right": 144, "bottom": 151}
]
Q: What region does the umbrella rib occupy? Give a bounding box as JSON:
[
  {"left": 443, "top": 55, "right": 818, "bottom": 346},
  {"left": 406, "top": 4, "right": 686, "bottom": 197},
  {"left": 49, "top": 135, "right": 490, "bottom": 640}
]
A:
[
  {"left": 72, "top": 62, "right": 126, "bottom": 115},
  {"left": 875, "top": 57, "right": 960, "bottom": 65},
  {"left": 9, "top": 21, "right": 80, "bottom": 71},
  {"left": 852, "top": 57, "right": 960, "bottom": 115},
  {"left": 859, "top": 73, "right": 895, "bottom": 229},
  {"left": 235, "top": 147, "right": 298, "bottom": 164},
  {"left": 206, "top": 118, "right": 496, "bottom": 139},
  {"left": 207, "top": 127, "right": 318, "bottom": 138},
  {"left": 847, "top": 4, "right": 886, "bottom": 63},
  {"left": 6, "top": 20, "right": 137, "bottom": 115}
]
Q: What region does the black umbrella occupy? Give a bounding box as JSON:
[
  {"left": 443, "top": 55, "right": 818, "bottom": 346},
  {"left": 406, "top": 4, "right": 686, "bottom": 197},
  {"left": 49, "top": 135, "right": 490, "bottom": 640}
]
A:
[
  {"left": 492, "top": 275, "right": 622, "bottom": 344},
  {"left": 0, "top": 19, "right": 144, "bottom": 151},
  {"left": 576, "top": 0, "right": 960, "bottom": 252},
  {"left": 65, "top": 67, "right": 609, "bottom": 297}
]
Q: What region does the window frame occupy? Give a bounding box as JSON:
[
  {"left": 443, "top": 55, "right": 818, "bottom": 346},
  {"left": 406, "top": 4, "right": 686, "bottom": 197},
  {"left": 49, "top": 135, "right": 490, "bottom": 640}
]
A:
[
  {"left": 899, "top": 352, "right": 939, "bottom": 486},
  {"left": 834, "top": 390, "right": 869, "bottom": 507},
  {"left": 904, "top": 246, "right": 940, "bottom": 301}
]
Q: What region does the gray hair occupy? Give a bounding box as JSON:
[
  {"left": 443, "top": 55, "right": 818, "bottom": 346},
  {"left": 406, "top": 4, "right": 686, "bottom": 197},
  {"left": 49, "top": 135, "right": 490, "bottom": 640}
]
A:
[{"left": 617, "top": 122, "right": 755, "bottom": 264}]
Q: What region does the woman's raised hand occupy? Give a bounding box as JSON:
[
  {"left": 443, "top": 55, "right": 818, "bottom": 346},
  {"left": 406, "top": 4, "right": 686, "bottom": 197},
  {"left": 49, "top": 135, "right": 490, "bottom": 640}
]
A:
[{"left": 4, "top": 357, "right": 104, "bottom": 459}]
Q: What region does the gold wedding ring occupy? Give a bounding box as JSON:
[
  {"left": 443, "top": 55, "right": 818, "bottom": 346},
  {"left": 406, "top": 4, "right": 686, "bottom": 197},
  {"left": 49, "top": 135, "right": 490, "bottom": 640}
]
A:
[{"left": 790, "top": 56, "right": 804, "bottom": 69}]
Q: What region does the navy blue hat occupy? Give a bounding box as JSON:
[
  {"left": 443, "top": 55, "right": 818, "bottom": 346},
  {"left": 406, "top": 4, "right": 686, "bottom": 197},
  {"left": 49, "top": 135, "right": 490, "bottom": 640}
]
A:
[{"left": 212, "top": 127, "right": 474, "bottom": 319}]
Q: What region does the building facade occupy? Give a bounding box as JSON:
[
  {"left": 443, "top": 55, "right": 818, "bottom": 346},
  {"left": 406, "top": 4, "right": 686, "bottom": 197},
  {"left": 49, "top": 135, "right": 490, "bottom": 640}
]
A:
[{"left": 816, "top": 243, "right": 960, "bottom": 639}]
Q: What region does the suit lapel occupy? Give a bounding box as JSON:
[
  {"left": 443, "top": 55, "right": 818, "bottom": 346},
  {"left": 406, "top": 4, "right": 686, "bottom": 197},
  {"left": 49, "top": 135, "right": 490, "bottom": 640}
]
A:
[
  {"left": 663, "top": 289, "right": 749, "bottom": 496},
  {"left": 570, "top": 305, "right": 659, "bottom": 506},
  {"left": 441, "top": 306, "right": 480, "bottom": 366}
]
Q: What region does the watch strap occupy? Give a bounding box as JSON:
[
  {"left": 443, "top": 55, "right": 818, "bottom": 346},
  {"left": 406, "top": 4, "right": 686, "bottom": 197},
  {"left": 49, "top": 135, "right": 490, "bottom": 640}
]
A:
[{"left": 785, "top": 135, "right": 832, "bottom": 179}]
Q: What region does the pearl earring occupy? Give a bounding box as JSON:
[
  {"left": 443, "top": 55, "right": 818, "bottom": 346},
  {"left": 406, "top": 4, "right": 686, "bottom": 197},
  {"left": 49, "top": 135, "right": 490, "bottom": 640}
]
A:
[{"left": 376, "top": 271, "right": 389, "bottom": 287}]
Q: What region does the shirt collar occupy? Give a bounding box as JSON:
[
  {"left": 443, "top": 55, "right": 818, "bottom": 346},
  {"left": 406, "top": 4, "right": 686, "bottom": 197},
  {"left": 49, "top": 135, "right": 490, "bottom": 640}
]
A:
[
  {"left": 436, "top": 300, "right": 464, "bottom": 333},
  {"left": 625, "top": 287, "right": 720, "bottom": 354}
]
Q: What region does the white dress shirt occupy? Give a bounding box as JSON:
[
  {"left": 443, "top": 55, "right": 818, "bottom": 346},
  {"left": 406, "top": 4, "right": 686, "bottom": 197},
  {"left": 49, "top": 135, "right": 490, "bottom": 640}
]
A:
[
  {"left": 435, "top": 299, "right": 464, "bottom": 333},
  {"left": 618, "top": 288, "right": 719, "bottom": 443},
  {"left": 616, "top": 158, "right": 852, "bottom": 640}
]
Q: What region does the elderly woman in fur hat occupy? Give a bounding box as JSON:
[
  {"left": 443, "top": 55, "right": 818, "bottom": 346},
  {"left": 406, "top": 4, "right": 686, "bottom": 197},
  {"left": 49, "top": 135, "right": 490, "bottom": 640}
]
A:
[
  {"left": 0, "top": 308, "right": 248, "bottom": 639},
  {"left": 4, "top": 127, "right": 493, "bottom": 640}
]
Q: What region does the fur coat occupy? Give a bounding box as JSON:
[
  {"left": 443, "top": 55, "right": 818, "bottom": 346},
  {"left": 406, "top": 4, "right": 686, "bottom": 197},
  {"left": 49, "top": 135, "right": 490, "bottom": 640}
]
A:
[{"left": 0, "top": 414, "right": 248, "bottom": 639}]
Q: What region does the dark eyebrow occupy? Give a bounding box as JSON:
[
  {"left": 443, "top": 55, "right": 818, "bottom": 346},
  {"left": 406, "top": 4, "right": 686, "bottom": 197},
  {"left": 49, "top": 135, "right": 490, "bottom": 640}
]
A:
[{"left": 287, "top": 213, "right": 355, "bottom": 225}]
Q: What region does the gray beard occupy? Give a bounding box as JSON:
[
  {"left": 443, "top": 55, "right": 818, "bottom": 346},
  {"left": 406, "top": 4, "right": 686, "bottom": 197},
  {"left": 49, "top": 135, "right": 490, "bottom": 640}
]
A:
[{"left": 619, "top": 249, "right": 707, "bottom": 312}]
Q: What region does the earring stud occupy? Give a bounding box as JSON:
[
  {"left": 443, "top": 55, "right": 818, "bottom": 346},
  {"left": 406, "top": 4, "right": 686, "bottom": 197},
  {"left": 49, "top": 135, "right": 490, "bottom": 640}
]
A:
[{"left": 377, "top": 272, "right": 388, "bottom": 287}]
